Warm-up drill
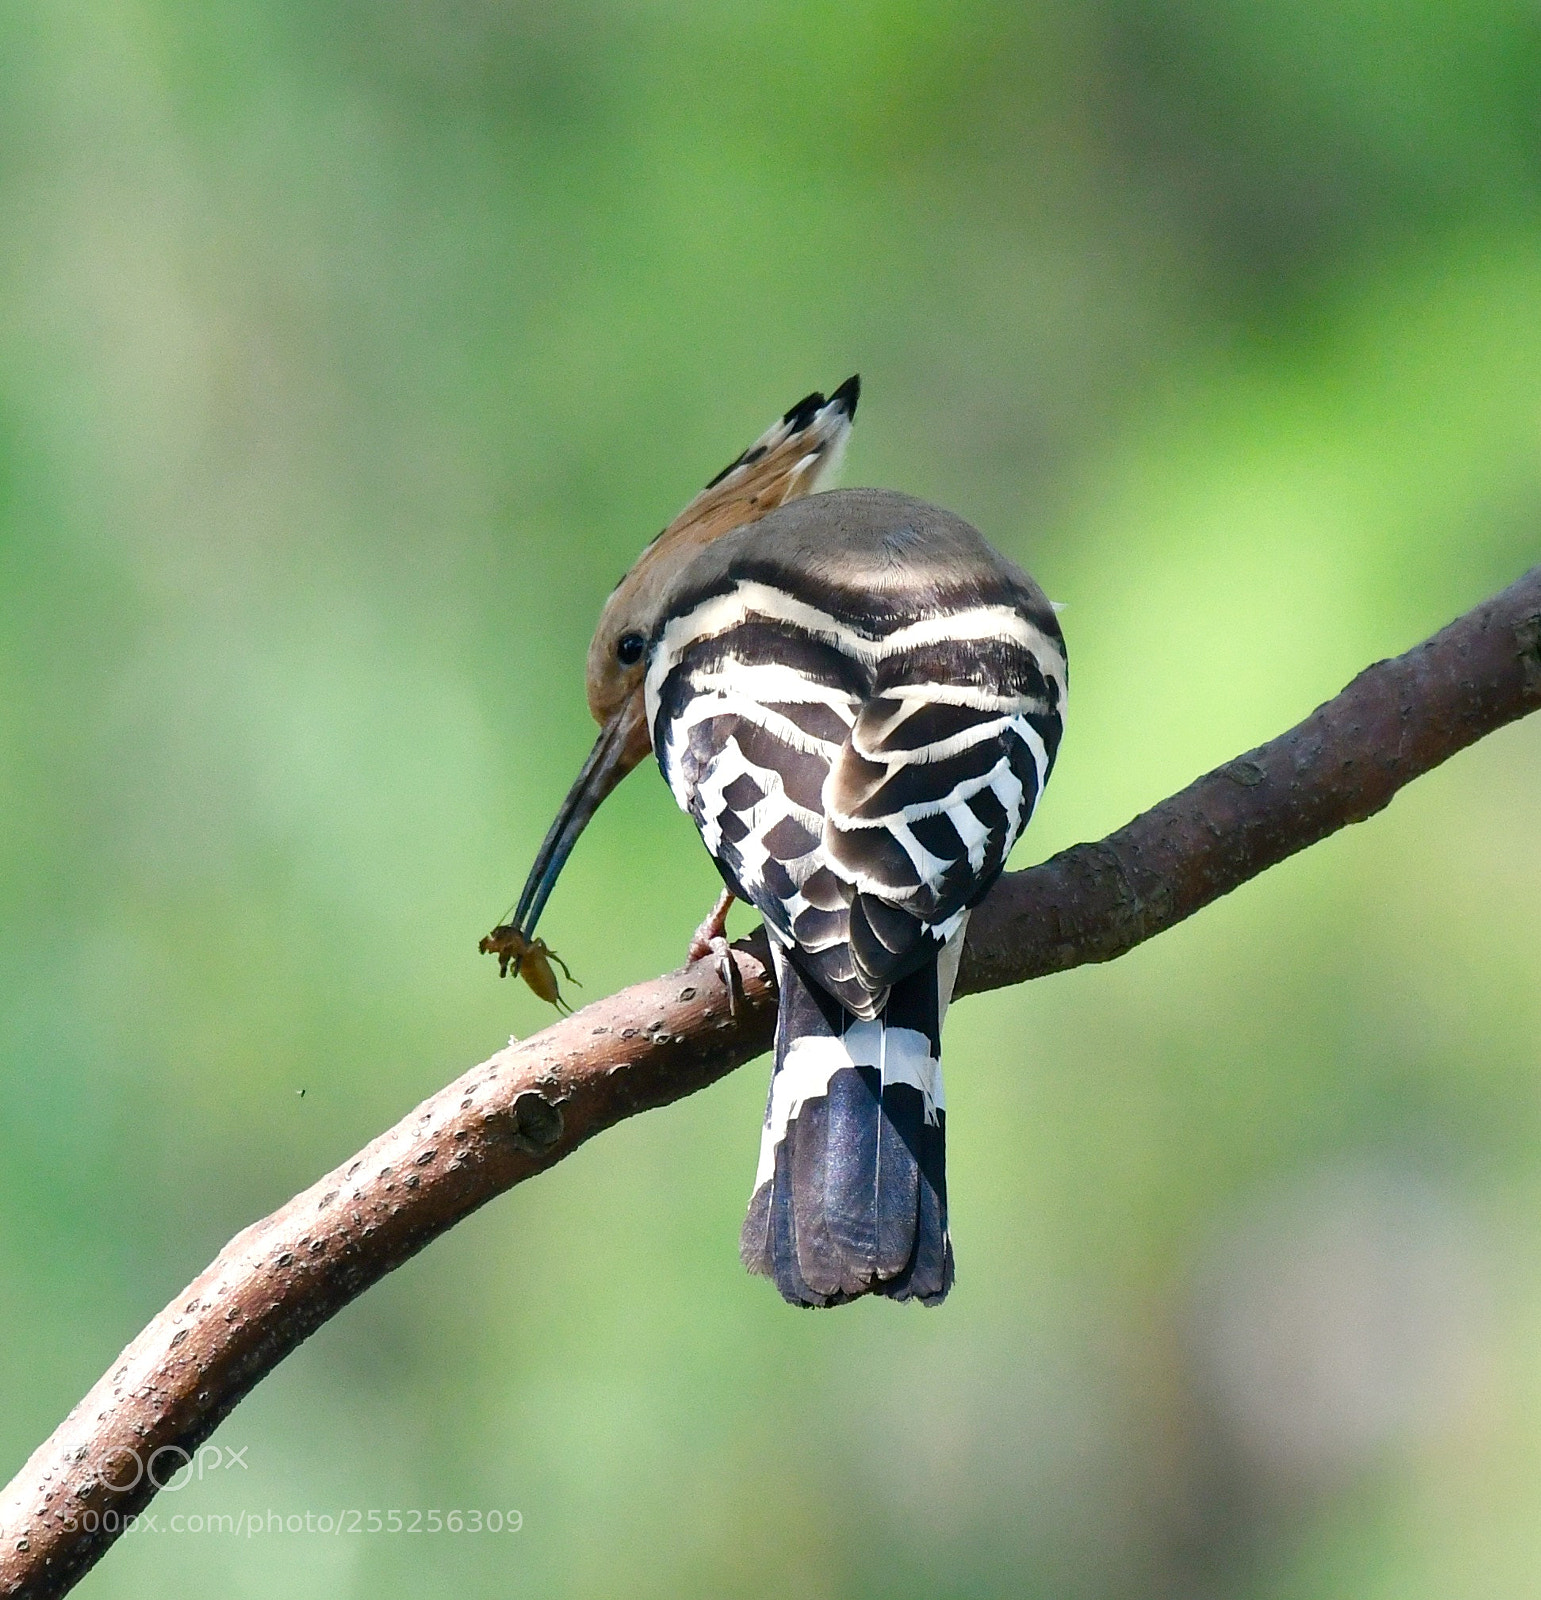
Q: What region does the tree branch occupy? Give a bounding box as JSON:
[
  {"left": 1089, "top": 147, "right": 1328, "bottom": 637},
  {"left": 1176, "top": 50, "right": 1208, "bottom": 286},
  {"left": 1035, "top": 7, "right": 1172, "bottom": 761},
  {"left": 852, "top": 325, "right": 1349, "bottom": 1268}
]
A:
[{"left": 3, "top": 566, "right": 1538, "bottom": 1598}]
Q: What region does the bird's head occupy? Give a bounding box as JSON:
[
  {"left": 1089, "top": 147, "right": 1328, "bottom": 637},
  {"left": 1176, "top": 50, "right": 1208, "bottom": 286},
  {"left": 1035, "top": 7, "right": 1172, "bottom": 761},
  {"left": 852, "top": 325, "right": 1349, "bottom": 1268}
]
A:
[
  {"left": 501, "top": 377, "right": 859, "bottom": 947},
  {"left": 583, "top": 565, "right": 666, "bottom": 729}
]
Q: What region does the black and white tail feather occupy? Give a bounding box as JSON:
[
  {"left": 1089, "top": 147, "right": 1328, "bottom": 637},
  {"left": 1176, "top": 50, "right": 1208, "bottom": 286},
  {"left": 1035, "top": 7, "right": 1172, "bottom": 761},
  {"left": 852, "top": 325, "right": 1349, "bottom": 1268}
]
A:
[
  {"left": 645, "top": 486, "right": 1067, "bottom": 1308},
  {"left": 741, "top": 935, "right": 963, "bottom": 1304}
]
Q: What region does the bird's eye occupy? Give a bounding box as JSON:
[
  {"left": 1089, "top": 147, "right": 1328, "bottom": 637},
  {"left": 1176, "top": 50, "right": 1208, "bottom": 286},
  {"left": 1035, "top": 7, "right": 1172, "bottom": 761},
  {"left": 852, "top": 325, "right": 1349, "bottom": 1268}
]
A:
[{"left": 616, "top": 632, "right": 646, "bottom": 666}]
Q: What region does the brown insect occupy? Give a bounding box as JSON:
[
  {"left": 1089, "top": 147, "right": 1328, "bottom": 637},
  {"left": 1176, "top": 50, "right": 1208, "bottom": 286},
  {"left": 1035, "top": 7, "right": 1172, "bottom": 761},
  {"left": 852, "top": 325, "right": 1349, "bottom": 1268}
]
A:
[{"left": 479, "top": 923, "right": 580, "bottom": 1013}]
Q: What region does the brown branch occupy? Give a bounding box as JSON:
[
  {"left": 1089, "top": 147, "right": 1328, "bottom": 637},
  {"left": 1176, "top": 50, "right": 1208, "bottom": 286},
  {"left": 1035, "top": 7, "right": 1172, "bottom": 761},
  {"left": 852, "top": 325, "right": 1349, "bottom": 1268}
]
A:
[
  {"left": 3, "top": 566, "right": 1539, "bottom": 1599},
  {"left": 962, "top": 564, "right": 1541, "bottom": 991}
]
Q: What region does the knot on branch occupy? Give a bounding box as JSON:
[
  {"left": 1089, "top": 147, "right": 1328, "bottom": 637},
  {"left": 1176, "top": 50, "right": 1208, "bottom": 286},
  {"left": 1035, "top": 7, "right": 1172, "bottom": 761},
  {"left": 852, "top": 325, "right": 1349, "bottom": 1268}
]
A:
[
  {"left": 1516, "top": 611, "right": 1541, "bottom": 696},
  {"left": 501, "top": 1091, "right": 564, "bottom": 1155}
]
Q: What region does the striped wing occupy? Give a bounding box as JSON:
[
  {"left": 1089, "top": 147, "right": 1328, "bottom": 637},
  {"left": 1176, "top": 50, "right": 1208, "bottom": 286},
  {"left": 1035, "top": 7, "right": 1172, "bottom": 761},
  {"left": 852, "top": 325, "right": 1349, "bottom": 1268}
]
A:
[
  {"left": 825, "top": 642, "right": 1059, "bottom": 994},
  {"left": 652, "top": 622, "right": 867, "bottom": 1002},
  {"left": 651, "top": 582, "right": 1064, "bottom": 1017}
]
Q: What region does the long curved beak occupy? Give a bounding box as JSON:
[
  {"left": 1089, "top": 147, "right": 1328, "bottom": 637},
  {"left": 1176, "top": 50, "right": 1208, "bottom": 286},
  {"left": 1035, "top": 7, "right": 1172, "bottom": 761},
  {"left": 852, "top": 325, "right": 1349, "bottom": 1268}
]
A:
[{"left": 509, "top": 688, "right": 651, "bottom": 940}]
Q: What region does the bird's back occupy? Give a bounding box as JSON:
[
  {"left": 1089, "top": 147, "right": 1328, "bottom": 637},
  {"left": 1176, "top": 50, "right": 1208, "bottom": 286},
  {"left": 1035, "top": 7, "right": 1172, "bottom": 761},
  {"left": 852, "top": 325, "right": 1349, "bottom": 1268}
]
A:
[
  {"left": 654, "top": 486, "right": 1057, "bottom": 628},
  {"left": 646, "top": 488, "right": 1067, "bottom": 1017}
]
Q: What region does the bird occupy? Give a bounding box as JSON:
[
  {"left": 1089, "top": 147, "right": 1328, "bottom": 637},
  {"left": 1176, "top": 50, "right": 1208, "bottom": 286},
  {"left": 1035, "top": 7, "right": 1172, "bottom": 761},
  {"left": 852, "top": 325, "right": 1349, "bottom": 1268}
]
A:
[{"left": 493, "top": 377, "right": 1068, "bottom": 1306}]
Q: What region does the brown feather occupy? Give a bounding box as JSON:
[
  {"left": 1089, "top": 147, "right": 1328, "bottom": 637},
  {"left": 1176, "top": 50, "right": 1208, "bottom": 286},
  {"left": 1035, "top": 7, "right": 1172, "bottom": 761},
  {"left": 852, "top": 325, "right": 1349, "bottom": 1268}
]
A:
[{"left": 583, "top": 380, "right": 859, "bottom": 729}]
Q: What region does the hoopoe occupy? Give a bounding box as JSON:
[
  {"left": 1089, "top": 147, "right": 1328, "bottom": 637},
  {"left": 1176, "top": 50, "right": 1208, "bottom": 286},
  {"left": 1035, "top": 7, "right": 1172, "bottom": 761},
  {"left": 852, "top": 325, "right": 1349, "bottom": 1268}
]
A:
[{"left": 493, "top": 378, "right": 1068, "bottom": 1306}]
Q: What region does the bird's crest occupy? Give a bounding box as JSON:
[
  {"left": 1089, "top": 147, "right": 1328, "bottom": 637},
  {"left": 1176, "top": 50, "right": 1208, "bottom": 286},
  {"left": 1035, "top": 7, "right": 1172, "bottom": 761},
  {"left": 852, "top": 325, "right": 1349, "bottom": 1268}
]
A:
[{"left": 649, "top": 375, "right": 860, "bottom": 568}]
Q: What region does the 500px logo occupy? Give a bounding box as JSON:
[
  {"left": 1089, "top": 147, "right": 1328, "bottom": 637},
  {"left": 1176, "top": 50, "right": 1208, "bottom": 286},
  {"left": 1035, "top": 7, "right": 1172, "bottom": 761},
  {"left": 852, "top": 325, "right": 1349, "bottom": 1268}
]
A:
[{"left": 101, "top": 1443, "right": 249, "bottom": 1494}]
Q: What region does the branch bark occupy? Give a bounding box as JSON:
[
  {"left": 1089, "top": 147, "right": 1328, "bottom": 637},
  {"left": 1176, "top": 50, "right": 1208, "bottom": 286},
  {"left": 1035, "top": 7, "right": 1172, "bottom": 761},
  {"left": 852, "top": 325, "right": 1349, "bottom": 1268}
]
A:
[{"left": 3, "top": 566, "right": 1539, "bottom": 1598}]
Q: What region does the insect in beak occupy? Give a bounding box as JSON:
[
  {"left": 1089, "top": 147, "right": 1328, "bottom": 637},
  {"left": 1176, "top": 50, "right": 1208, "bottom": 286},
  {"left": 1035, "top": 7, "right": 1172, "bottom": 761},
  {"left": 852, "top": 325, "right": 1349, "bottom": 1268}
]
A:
[
  {"left": 481, "top": 687, "right": 652, "bottom": 1005},
  {"left": 477, "top": 925, "right": 581, "bottom": 1013}
]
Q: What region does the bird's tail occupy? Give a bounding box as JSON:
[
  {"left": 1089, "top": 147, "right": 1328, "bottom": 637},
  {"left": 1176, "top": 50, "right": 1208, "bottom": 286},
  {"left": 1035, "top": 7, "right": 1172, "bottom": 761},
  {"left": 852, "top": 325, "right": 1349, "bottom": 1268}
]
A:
[{"left": 741, "top": 936, "right": 963, "bottom": 1307}]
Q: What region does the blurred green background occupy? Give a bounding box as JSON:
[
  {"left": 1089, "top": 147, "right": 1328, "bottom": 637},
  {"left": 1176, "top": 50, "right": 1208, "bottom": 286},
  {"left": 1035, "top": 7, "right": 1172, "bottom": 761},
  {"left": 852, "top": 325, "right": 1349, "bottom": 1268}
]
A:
[{"left": 2, "top": 2, "right": 1540, "bottom": 1596}]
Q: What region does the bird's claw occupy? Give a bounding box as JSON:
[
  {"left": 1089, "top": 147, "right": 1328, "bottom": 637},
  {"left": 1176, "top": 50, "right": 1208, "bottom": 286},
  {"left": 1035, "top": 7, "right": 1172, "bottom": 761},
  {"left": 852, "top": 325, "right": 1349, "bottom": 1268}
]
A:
[
  {"left": 707, "top": 934, "right": 743, "bottom": 1019},
  {"left": 687, "top": 887, "right": 736, "bottom": 964},
  {"left": 686, "top": 887, "right": 741, "bottom": 1016}
]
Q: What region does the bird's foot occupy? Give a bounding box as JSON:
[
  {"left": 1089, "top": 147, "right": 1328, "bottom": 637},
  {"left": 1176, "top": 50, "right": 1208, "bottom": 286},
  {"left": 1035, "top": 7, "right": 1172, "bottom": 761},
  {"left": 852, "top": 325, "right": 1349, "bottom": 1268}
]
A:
[
  {"left": 707, "top": 935, "right": 743, "bottom": 1019},
  {"left": 687, "top": 888, "right": 741, "bottom": 1018},
  {"left": 686, "top": 888, "right": 736, "bottom": 963}
]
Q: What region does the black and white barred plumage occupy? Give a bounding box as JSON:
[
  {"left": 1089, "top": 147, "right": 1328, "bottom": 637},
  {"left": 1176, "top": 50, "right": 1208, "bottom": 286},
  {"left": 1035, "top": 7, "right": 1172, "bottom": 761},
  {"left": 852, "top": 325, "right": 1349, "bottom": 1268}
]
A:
[{"left": 644, "top": 488, "right": 1067, "bottom": 1306}]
